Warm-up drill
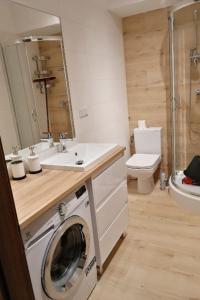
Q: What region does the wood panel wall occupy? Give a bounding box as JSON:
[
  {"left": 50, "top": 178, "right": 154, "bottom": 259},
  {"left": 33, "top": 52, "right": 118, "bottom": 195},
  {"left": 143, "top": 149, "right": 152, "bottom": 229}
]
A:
[
  {"left": 39, "top": 41, "right": 73, "bottom": 141},
  {"left": 123, "top": 9, "right": 171, "bottom": 174}
]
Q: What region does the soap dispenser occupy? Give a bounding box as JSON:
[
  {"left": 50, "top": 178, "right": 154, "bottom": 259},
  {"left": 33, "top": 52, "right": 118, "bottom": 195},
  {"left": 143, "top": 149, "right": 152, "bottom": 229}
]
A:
[
  {"left": 11, "top": 146, "right": 21, "bottom": 162},
  {"left": 28, "top": 146, "right": 42, "bottom": 174}
]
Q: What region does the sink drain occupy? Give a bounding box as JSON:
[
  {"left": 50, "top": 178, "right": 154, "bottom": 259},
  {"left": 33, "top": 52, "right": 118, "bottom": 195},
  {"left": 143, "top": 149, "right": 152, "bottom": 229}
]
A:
[{"left": 76, "top": 160, "right": 84, "bottom": 165}]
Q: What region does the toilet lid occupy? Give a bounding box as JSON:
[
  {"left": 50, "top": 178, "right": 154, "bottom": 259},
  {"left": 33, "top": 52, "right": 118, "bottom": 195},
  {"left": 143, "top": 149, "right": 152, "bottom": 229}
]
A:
[{"left": 126, "top": 154, "right": 161, "bottom": 169}]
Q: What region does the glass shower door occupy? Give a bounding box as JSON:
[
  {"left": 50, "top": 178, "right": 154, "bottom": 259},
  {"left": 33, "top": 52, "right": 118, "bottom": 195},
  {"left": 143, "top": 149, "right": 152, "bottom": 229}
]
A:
[{"left": 170, "top": 1, "right": 200, "bottom": 196}]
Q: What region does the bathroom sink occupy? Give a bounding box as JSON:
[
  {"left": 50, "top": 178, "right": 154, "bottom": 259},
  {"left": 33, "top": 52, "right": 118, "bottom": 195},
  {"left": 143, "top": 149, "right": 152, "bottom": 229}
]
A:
[{"left": 41, "top": 143, "right": 117, "bottom": 171}]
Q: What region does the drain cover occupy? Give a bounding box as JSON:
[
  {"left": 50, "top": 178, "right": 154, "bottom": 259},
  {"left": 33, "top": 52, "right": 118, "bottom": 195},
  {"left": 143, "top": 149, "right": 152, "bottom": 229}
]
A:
[{"left": 76, "top": 160, "right": 84, "bottom": 165}]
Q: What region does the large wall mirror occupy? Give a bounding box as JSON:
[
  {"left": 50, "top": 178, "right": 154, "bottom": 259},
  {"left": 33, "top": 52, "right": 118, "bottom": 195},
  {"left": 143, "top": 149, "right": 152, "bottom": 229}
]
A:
[{"left": 0, "top": 0, "right": 75, "bottom": 154}]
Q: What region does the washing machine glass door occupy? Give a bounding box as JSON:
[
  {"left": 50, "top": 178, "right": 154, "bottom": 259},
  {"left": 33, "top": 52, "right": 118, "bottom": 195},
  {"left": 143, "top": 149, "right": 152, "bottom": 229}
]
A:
[{"left": 42, "top": 216, "right": 90, "bottom": 300}]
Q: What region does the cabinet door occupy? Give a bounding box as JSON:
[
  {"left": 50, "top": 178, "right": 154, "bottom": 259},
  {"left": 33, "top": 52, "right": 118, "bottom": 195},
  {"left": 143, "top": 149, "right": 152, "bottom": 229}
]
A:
[
  {"left": 96, "top": 181, "right": 128, "bottom": 238},
  {"left": 92, "top": 156, "right": 126, "bottom": 208},
  {"left": 99, "top": 205, "right": 128, "bottom": 265}
]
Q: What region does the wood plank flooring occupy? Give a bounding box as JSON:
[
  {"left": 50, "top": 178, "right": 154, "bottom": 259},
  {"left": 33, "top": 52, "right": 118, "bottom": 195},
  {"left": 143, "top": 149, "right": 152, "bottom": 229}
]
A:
[{"left": 89, "top": 180, "right": 200, "bottom": 300}]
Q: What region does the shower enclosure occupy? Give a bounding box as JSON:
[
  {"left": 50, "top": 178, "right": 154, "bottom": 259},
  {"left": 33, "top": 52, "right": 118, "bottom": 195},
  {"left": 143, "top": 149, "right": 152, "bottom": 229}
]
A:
[
  {"left": 169, "top": 0, "right": 200, "bottom": 211},
  {"left": 3, "top": 36, "right": 74, "bottom": 149}
]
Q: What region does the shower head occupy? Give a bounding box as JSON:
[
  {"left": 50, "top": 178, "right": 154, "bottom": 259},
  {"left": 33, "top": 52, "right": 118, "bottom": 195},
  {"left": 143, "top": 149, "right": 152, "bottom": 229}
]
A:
[
  {"left": 190, "top": 48, "right": 200, "bottom": 67},
  {"left": 189, "top": 8, "right": 200, "bottom": 66}
]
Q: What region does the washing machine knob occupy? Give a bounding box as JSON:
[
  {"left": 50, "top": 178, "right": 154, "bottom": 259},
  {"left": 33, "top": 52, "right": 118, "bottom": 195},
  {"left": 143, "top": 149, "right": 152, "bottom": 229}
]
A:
[{"left": 58, "top": 203, "right": 67, "bottom": 217}]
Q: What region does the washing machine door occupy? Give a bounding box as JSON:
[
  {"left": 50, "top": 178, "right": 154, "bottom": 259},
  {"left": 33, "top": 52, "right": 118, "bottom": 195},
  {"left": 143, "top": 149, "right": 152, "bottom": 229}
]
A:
[{"left": 42, "top": 216, "right": 90, "bottom": 300}]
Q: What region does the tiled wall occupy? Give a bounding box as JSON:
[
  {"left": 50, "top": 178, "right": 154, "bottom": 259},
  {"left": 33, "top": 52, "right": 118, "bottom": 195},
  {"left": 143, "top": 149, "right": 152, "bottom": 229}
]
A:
[
  {"left": 11, "top": 0, "right": 130, "bottom": 156},
  {"left": 123, "top": 8, "right": 171, "bottom": 173}
]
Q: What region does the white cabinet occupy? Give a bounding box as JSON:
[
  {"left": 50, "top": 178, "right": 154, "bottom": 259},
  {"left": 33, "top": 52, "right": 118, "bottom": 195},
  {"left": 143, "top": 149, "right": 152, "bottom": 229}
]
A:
[
  {"left": 99, "top": 205, "right": 128, "bottom": 265},
  {"left": 96, "top": 181, "right": 127, "bottom": 238},
  {"left": 92, "top": 156, "right": 126, "bottom": 208},
  {"left": 88, "top": 154, "right": 128, "bottom": 271}
]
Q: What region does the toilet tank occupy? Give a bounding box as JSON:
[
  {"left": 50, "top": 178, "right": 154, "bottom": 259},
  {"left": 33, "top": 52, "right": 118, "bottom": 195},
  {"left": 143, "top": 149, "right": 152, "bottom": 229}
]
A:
[{"left": 134, "top": 127, "right": 162, "bottom": 155}]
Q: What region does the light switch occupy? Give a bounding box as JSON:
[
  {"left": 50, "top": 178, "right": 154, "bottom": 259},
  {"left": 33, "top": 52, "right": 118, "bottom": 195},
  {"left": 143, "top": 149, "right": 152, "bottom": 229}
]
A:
[{"left": 79, "top": 108, "right": 88, "bottom": 119}]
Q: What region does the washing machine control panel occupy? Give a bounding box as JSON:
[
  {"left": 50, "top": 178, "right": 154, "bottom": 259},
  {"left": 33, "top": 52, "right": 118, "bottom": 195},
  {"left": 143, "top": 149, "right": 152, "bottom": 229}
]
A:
[{"left": 75, "top": 185, "right": 86, "bottom": 198}]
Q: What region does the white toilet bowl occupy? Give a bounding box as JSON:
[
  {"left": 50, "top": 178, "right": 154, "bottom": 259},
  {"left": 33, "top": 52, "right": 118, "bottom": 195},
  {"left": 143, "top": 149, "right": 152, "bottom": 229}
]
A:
[{"left": 126, "top": 154, "right": 161, "bottom": 194}]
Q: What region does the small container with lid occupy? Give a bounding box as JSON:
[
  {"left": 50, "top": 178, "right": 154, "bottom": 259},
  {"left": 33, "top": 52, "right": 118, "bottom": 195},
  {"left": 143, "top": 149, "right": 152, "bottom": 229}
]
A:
[
  {"left": 11, "top": 160, "right": 26, "bottom": 180},
  {"left": 28, "top": 146, "right": 42, "bottom": 174}
]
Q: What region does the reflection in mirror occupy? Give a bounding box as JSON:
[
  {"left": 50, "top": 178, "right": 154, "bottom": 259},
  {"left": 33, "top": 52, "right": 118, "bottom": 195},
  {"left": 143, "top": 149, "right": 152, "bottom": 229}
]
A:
[{"left": 0, "top": 0, "right": 75, "bottom": 154}]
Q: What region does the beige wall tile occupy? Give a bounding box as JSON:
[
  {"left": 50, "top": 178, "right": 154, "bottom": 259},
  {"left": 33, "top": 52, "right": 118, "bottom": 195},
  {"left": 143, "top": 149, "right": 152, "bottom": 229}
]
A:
[{"left": 123, "top": 8, "right": 171, "bottom": 174}]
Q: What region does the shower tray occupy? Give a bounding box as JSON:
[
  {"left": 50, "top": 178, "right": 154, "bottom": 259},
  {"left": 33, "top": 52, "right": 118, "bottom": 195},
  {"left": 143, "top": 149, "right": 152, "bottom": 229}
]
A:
[
  {"left": 169, "top": 175, "right": 200, "bottom": 213},
  {"left": 173, "top": 172, "right": 200, "bottom": 196}
]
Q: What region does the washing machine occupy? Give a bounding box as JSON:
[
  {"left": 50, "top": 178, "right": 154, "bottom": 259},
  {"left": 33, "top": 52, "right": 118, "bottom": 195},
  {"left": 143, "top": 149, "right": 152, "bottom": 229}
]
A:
[{"left": 21, "top": 185, "right": 97, "bottom": 300}]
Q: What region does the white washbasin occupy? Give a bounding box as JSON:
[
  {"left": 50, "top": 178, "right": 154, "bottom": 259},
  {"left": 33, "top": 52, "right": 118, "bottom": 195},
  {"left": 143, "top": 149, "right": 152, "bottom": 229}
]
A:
[{"left": 41, "top": 143, "right": 117, "bottom": 171}]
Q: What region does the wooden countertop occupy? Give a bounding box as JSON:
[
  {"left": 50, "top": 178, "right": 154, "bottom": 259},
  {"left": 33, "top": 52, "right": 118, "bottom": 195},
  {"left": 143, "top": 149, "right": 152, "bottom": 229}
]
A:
[{"left": 11, "top": 146, "right": 125, "bottom": 229}]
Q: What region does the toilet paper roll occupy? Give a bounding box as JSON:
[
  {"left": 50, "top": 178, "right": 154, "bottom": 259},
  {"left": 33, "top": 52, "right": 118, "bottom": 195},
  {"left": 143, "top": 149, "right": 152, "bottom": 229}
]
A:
[{"left": 138, "top": 120, "right": 146, "bottom": 129}]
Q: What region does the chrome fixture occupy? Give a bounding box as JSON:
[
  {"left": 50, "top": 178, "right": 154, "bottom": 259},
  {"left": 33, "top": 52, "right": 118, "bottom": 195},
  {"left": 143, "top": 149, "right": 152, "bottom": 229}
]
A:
[
  {"left": 32, "top": 55, "right": 51, "bottom": 78},
  {"left": 59, "top": 132, "right": 67, "bottom": 140},
  {"left": 188, "top": 8, "right": 200, "bottom": 135},
  {"left": 57, "top": 132, "right": 72, "bottom": 153},
  {"left": 41, "top": 132, "right": 54, "bottom": 148},
  {"left": 194, "top": 88, "right": 200, "bottom": 95},
  {"left": 190, "top": 10, "right": 200, "bottom": 67},
  {"left": 189, "top": 49, "right": 200, "bottom": 67},
  {"left": 32, "top": 45, "right": 56, "bottom": 132},
  {"left": 57, "top": 132, "right": 67, "bottom": 152}
]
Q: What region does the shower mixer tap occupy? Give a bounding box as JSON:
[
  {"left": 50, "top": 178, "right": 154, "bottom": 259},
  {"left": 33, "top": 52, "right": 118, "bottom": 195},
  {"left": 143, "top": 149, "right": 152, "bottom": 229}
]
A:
[
  {"left": 190, "top": 49, "right": 200, "bottom": 66},
  {"left": 194, "top": 88, "right": 200, "bottom": 95}
]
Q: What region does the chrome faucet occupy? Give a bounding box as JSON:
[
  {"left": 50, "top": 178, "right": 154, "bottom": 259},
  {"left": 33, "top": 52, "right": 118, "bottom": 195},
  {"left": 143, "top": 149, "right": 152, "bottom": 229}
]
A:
[
  {"left": 57, "top": 132, "right": 73, "bottom": 153},
  {"left": 59, "top": 132, "right": 67, "bottom": 140},
  {"left": 41, "top": 132, "right": 54, "bottom": 148},
  {"left": 56, "top": 132, "right": 66, "bottom": 152}
]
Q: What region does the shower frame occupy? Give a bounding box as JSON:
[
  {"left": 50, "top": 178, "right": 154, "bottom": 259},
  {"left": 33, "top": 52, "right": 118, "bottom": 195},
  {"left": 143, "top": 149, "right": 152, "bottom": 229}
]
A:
[{"left": 169, "top": 0, "right": 200, "bottom": 199}]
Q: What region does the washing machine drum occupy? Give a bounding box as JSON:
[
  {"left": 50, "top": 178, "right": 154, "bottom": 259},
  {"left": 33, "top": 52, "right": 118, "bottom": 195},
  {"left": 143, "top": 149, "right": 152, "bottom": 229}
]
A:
[{"left": 42, "top": 216, "right": 90, "bottom": 300}]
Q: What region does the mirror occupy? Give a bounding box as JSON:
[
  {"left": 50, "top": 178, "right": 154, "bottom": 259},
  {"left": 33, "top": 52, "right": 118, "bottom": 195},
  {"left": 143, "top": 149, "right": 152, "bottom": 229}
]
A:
[{"left": 0, "top": 0, "right": 75, "bottom": 154}]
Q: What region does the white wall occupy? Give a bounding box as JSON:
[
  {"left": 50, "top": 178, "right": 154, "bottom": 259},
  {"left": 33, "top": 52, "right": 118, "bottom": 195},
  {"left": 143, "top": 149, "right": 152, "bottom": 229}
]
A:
[
  {"left": 0, "top": 51, "right": 19, "bottom": 154},
  {"left": 0, "top": 1, "right": 19, "bottom": 154},
  {"left": 11, "top": 3, "right": 60, "bottom": 35},
  {"left": 8, "top": 0, "right": 130, "bottom": 154}
]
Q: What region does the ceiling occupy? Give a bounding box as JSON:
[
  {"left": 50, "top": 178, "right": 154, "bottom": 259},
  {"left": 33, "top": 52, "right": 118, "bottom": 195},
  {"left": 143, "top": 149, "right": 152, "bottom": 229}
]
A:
[{"left": 95, "top": 0, "right": 183, "bottom": 17}]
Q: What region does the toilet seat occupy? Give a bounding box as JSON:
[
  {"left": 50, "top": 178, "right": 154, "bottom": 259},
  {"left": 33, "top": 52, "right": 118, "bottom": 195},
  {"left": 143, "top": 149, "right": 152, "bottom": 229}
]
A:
[{"left": 126, "top": 154, "right": 161, "bottom": 170}]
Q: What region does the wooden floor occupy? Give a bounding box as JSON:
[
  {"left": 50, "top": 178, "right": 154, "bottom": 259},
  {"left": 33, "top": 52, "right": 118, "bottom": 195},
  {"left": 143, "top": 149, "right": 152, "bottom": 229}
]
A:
[{"left": 89, "top": 180, "right": 200, "bottom": 300}]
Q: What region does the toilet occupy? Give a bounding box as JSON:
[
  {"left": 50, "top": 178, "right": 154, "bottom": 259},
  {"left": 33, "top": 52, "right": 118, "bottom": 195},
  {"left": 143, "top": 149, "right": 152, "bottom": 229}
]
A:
[{"left": 126, "top": 127, "right": 162, "bottom": 194}]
